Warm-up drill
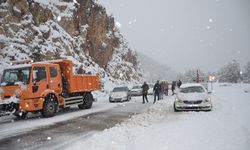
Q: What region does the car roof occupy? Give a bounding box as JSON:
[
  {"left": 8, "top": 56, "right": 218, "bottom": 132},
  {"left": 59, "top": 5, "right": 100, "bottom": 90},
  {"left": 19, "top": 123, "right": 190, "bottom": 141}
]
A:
[
  {"left": 113, "top": 86, "right": 128, "bottom": 89},
  {"left": 132, "top": 85, "right": 141, "bottom": 88},
  {"left": 180, "top": 83, "right": 204, "bottom": 88}
]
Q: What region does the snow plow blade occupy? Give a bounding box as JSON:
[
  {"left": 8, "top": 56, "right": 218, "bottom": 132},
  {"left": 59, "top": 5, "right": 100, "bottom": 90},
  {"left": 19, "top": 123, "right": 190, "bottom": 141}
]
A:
[
  {"left": 0, "top": 111, "right": 12, "bottom": 117},
  {"left": 0, "top": 102, "right": 19, "bottom": 113}
]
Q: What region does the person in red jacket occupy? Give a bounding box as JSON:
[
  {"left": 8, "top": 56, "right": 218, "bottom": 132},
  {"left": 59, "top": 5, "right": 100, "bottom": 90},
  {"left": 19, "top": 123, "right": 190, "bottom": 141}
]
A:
[{"left": 163, "top": 81, "right": 169, "bottom": 96}]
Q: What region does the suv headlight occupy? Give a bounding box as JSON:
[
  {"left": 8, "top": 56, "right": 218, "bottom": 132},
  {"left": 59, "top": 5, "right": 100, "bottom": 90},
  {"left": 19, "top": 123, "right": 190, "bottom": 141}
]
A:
[
  {"left": 109, "top": 93, "right": 113, "bottom": 97},
  {"left": 175, "top": 97, "right": 182, "bottom": 103},
  {"left": 204, "top": 97, "right": 211, "bottom": 102}
]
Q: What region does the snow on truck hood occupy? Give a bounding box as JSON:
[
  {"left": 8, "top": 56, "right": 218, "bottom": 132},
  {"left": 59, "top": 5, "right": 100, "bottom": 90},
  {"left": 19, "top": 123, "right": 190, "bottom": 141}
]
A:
[{"left": 177, "top": 92, "right": 209, "bottom": 101}]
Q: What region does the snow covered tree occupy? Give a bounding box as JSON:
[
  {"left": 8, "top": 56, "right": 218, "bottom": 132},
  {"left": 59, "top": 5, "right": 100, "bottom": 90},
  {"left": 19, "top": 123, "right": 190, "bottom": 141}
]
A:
[
  {"left": 182, "top": 69, "right": 207, "bottom": 83},
  {"left": 242, "top": 61, "right": 250, "bottom": 83},
  {"left": 217, "top": 60, "right": 241, "bottom": 83}
]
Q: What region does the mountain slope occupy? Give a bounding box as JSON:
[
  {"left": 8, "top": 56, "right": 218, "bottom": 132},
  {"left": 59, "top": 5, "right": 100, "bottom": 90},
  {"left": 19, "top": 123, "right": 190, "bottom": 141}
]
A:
[
  {"left": 138, "top": 52, "right": 176, "bottom": 82},
  {"left": 0, "top": 0, "right": 142, "bottom": 85}
]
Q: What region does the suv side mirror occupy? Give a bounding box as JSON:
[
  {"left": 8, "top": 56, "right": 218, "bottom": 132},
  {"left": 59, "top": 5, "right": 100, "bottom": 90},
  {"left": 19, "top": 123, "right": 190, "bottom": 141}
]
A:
[{"left": 208, "top": 91, "right": 212, "bottom": 94}]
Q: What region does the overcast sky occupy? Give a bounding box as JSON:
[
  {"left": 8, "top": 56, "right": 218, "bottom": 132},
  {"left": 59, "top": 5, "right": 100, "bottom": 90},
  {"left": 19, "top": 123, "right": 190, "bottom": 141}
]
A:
[{"left": 98, "top": 0, "right": 250, "bottom": 73}]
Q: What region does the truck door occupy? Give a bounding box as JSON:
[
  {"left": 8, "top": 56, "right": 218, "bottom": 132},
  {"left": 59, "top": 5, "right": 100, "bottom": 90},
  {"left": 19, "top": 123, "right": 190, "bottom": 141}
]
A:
[
  {"left": 31, "top": 66, "right": 48, "bottom": 98},
  {"left": 49, "top": 65, "right": 62, "bottom": 94}
]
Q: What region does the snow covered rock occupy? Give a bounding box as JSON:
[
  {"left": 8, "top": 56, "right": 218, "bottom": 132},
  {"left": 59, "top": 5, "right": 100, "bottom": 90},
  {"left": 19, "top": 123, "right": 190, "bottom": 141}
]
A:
[{"left": 0, "top": 0, "right": 142, "bottom": 85}]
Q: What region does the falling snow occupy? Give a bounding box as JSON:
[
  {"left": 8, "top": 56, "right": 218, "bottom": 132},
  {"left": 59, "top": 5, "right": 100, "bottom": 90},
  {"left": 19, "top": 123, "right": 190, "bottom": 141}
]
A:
[
  {"left": 119, "top": 73, "right": 123, "bottom": 78},
  {"left": 57, "top": 15, "right": 61, "bottom": 21},
  {"left": 115, "top": 21, "right": 122, "bottom": 28}
]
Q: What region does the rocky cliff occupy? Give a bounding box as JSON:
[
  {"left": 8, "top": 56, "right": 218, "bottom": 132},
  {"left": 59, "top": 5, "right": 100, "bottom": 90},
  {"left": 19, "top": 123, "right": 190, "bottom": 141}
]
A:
[{"left": 0, "top": 0, "right": 142, "bottom": 85}]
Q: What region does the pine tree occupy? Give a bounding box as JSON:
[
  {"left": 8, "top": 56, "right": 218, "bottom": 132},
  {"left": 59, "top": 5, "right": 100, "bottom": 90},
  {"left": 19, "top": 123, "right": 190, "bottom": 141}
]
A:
[
  {"left": 218, "top": 60, "right": 241, "bottom": 83},
  {"left": 243, "top": 61, "right": 250, "bottom": 83}
]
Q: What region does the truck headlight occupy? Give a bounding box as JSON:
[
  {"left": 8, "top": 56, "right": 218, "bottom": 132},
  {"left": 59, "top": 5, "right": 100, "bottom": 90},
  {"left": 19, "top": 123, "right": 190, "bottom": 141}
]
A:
[{"left": 25, "top": 103, "right": 29, "bottom": 108}]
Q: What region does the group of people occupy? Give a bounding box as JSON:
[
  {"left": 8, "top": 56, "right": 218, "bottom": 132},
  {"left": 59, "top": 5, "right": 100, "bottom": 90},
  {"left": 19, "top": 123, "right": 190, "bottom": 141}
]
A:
[
  {"left": 171, "top": 80, "right": 182, "bottom": 96},
  {"left": 141, "top": 80, "right": 182, "bottom": 104}
]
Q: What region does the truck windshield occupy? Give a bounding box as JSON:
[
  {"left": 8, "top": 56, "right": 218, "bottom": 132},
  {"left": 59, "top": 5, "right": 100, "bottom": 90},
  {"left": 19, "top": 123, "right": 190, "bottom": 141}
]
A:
[{"left": 1, "top": 67, "right": 31, "bottom": 86}]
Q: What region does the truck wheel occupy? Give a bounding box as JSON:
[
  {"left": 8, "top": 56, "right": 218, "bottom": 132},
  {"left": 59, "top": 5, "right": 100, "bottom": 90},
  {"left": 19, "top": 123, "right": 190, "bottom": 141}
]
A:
[
  {"left": 41, "top": 95, "right": 58, "bottom": 118},
  {"left": 78, "top": 93, "right": 93, "bottom": 109},
  {"left": 14, "top": 111, "right": 28, "bottom": 119}
]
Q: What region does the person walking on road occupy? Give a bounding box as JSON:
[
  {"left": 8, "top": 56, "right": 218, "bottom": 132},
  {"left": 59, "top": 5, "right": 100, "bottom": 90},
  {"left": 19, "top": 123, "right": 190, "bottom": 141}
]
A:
[
  {"left": 164, "top": 81, "right": 169, "bottom": 96},
  {"left": 153, "top": 80, "right": 161, "bottom": 103},
  {"left": 171, "top": 81, "right": 176, "bottom": 95},
  {"left": 141, "top": 82, "right": 149, "bottom": 104},
  {"left": 177, "top": 79, "right": 182, "bottom": 88}
]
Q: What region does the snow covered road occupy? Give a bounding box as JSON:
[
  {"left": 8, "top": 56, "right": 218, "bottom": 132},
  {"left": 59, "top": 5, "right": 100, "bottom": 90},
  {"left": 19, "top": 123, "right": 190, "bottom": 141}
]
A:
[
  {"left": 68, "top": 83, "right": 250, "bottom": 150},
  {"left": 0, "top": 83, "right": 249, "bottom": 150}
]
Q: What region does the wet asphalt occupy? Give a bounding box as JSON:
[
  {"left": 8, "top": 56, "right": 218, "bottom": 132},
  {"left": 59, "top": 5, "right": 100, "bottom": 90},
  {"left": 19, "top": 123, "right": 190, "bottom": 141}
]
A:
[{"left": 0, "top": 101, "right": 152, "bottom": 150}]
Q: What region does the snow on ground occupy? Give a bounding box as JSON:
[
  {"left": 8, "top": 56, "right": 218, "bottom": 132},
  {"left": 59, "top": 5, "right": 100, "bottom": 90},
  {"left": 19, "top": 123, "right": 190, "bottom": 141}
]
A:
[
  {"left": 67, "top": 83, "right": 250, "bottom": 150},
  {"left": 0, "top": 95, "right": 115, "bottom": 140}
]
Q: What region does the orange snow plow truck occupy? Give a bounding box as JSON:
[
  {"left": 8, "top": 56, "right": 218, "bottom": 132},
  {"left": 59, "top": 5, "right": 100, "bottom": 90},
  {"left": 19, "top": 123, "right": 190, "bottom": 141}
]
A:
[{"left": 0, "top": 60, "right": 99, "bottom": 118}]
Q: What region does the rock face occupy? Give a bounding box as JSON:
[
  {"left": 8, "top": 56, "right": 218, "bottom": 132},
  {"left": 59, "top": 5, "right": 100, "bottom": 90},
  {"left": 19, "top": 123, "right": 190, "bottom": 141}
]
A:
[{"left": 0, "top": 0, "right": 142, "bottom": 82}]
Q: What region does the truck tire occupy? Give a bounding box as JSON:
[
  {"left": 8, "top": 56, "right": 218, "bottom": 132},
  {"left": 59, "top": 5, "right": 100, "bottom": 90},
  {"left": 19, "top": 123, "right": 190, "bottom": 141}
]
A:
[
  {"left": 78, "top": 93, "right": 93, "bottom": 109},
  {"left": 41, "top": 95, "right": 58, "bottom": 118}
]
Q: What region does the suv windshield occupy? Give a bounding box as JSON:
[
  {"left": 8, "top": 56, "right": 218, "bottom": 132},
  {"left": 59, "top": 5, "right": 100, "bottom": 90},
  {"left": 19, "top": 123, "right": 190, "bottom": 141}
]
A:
[
  {"left": 113, "top": 87, "right": 129, "bottom": 92},
  {"left": 1, "top": 67, "right": 31, "bottom": 86},
  {"left": 132, "top": 86, "right": 141, "bottom": 89},
  {"left": 180, "top": 86, "right": 205, "bottom": 93}
]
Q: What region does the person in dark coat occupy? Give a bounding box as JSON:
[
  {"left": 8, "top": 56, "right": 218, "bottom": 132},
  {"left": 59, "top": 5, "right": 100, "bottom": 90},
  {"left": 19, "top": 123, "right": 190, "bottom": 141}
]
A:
[
  {"left": 153, "top": 80, "right": 161, "bottom": 103},
  {"left": 141, "top": 82, "right": 149, "bottom": 103},
  {"left": 171, "top": 81, "right": 176, "bottom": 95},
  {"left": 177, "top": 79, "right": 182, "bottom": 88}
]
